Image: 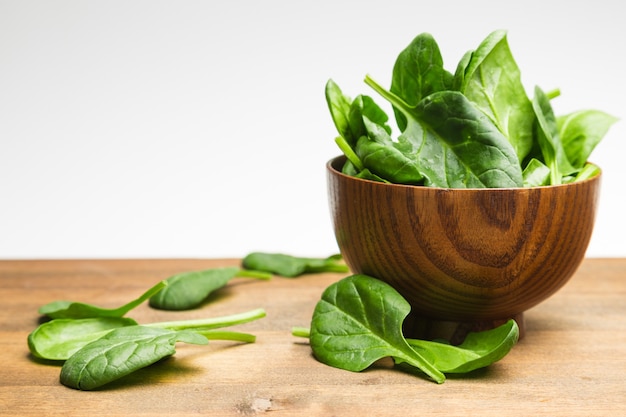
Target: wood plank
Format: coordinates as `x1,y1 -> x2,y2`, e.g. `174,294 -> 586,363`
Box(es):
1,258 -> 625,416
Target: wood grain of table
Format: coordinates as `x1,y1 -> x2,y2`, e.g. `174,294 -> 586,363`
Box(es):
1,258 -> 625,416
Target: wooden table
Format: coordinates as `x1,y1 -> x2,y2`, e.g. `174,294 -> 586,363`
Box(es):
1,258 -> 625,416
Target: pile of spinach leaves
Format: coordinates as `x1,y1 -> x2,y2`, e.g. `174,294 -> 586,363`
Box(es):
326,30 -> 617,187
29,279 -> 266,390
28,254 -> 347,390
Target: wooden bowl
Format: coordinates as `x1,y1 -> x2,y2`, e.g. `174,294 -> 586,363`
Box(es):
327,156 -> 601,341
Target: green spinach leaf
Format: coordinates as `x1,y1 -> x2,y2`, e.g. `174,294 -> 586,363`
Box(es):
325,79 -> 355,146
557,109 -> 618,169
309,274 -> 445,383
149,267 -> 270,311
522,158 -> 551,187
355,117 -> 424,184
405,319 -> 519,373
531,86 -> 576,184
390,32 -> 453,131
241,252 -> 349,278
28,317 -> 138,361
455,30 -> 535,162
39,280 -> 167,319
365,76 -> 524,188
60,326 -> 209,390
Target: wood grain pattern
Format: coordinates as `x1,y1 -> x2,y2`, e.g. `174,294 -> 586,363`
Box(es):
327,156 -> 601,331
0,258 -> 625,416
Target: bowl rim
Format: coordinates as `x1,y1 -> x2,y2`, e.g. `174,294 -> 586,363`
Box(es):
327,155 -> 602,191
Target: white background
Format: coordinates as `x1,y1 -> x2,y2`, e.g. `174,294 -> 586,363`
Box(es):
1,0 -> 624,259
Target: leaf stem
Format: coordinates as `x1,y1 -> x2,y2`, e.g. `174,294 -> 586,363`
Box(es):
198,330 -> 257,343
236,269 -> 273,280
110,280 -> 169,316
545,88 -> 561,100
334,136 -> 364,171
291,327 -> 311,338
145,308 -> 266,331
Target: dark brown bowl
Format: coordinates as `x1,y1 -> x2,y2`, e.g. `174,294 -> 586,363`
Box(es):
327,156 -> 601,341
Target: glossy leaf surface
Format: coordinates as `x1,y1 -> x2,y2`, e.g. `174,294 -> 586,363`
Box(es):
406,319 -> 519,373
309,274 -> 445,383
28,317 -> 138,361
60,326 -> 208,390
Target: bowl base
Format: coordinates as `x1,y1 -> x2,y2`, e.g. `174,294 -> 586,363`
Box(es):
403,312 -> 525,345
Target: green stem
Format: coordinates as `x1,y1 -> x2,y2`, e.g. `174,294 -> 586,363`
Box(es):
335,136 -> 364,171
364,74 -> 412,114
291,327 -> 311,338
198,330 -> 257,343
110,280 -> 168,316
146,308 -> 266,331
549,159 -> 561,185
236,269 -> 273,280
545,88 -> 561,100
307,264 -> 350,274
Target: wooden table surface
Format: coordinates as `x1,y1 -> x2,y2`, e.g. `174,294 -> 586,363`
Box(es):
1,258 -> 625,416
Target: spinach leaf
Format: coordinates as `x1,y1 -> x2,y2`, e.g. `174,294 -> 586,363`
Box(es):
355,117 -> 424,184
148,267 -> 270,311
325,79 -> 354,145
241,252 -> 349,277
522,158 -> 551,187
455,30 -> 535,162
326,79 -> 392,173
405,319 -> 519,373
28,317 -> 138,361
309,274 -> 445,384
572,163 -> 601,182
390,32 -> 453,131
557,109 -> 618,169
39,280 -> 167,319
531,86 -> 576,184
60,326 -> 209,390
349,94 -> 393,138
365,76 -> 523,188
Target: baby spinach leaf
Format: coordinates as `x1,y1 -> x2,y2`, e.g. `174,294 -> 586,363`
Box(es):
309,274 -> 445,384
405,319 -> 519,373
148,267 -> 270,311
522,158 -> 551,187
572,163 -> 601,182
28,317 -> 138,361
390,32 -> 453,131
557,109 -> 618,170
365,75 -> 523,188
355,117 -> 424,184
349,94 -> 393,138
325,79 -> 354,146
241,252 -> 349,278
60,326 -> 208,390
531,86 -> 576,184
455,30 -> 535,162
39,280 -> 167,319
